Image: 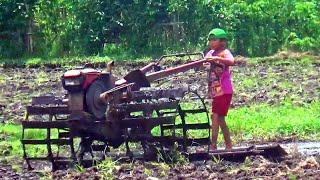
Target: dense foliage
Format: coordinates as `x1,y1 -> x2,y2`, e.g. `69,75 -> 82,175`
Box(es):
0,0 -> 319,59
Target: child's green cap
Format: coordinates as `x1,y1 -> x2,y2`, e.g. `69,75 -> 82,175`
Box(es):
208,28 -> 227,40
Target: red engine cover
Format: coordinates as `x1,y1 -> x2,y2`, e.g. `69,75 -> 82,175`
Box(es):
63,68 -> 101,90
82,69 -> 101,89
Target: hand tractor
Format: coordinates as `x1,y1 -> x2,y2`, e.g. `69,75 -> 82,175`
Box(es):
21,53 -> 286,170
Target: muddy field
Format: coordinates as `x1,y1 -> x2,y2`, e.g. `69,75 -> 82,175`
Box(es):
1,148 -> 320,179
0,53 -> 320,179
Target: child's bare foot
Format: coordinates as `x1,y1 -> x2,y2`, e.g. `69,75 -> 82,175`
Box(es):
225,144 -> 232,150
210,144 -> 217,151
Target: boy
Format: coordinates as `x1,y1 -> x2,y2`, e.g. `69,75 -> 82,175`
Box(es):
203,28 -> 235,150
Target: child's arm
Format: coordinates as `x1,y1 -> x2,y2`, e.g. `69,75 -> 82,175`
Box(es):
206,49 -> 235,66
206,56 -> 235,66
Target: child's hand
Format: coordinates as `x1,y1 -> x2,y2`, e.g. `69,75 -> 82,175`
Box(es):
203,62 -> 211,70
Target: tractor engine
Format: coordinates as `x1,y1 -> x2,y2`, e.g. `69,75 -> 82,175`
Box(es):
61,68 -> 114,119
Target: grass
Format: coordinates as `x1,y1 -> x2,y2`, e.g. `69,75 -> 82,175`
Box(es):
228,100 -> 320,143
0,124 -> 22,157
35,71 -> 50,84
158,100 -> 320,146
1,50 -> 319,68
248,51 -> 319,65
0,123 -> 59,160
96,157 -> 118,179
0,54 -> 152,68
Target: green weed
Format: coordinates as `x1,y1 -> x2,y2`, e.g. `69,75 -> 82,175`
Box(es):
144,167 -> 153,176
96,157 -> 118,180
148,162 -> 170,177
26,58 -> 42,67
75,164 -> 86,173
212,155 -> 224,164
35,71 -> 49,84
288,173 -> 297,180
0,74 -> 7,84
241,78 -> 256,89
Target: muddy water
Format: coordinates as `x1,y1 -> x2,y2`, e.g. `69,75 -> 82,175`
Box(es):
282,141 -> 320,155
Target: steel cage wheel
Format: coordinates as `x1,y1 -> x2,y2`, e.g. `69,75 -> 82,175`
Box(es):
176,90 -> 211,153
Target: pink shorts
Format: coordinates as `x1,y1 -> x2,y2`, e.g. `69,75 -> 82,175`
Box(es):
212,94 -> 232,116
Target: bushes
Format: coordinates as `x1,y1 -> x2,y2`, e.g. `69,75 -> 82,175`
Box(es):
0,0 -> 319,59
286,36 -> 319,53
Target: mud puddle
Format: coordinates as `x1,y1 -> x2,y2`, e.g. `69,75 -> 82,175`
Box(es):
282,141 -> 320,156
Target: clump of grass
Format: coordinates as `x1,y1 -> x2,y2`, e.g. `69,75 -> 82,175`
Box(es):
35,71 -> 49,84
0,123 -> 59,159
0,74 -> 7,84
147,162 -> 170,177
26,58 -> 42,67
96,157 -> 118,179
0,123 -> 23,156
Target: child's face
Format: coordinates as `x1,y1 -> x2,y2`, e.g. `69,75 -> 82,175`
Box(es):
208,39 -> 225,50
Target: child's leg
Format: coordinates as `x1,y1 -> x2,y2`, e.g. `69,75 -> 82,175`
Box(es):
211,113 -> 219,150
218,115 -> 232,149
